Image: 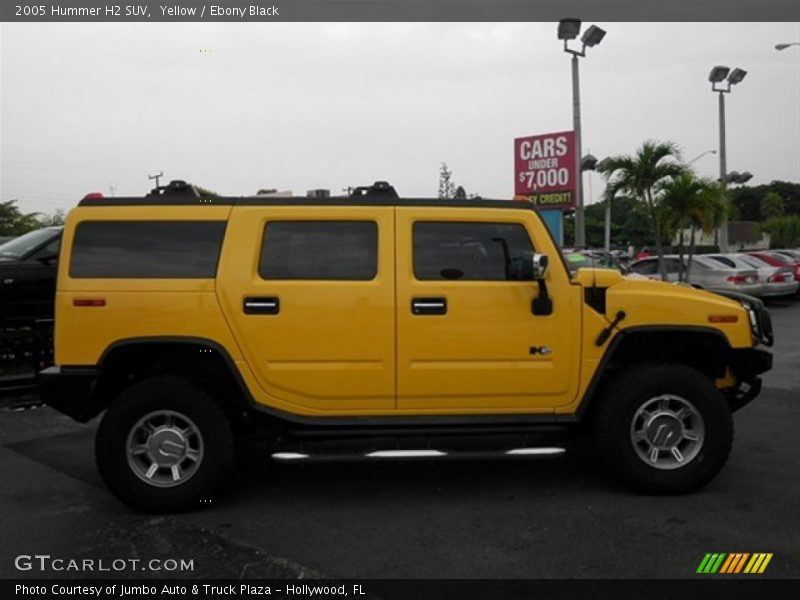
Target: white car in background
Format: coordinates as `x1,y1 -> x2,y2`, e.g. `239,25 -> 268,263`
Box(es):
706,253 -> 799,299
629,254 -> 763,297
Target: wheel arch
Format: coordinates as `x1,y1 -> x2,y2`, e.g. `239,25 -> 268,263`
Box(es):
576,326 -> 734,424
87,337 -> 254,423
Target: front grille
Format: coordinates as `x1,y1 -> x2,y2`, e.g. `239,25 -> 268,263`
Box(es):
753,301 -> 774,347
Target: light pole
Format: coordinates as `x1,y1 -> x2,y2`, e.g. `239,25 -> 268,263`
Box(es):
686,149 -> 717,166
558,18 -> 606,249
708,65 -> 747,253
775,43 -> 800,50
592,157 -> 614,252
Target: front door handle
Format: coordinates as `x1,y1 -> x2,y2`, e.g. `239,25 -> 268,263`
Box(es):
412,297 -> 447,315
244,297 -> 280,315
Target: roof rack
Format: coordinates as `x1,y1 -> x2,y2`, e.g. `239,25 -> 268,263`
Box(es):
147,180 -> 204,198
349,181 -> 399,200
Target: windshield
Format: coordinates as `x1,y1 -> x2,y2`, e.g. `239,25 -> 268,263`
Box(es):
0,228 -> 59,259
564,252 -> 627,273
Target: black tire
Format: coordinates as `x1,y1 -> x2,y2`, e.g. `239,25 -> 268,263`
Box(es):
96,376 -> 235,513
593,363 -> 733,494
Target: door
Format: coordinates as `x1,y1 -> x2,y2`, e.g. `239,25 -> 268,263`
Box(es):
5,236 -> 61,321
396,208 -> 581,412
217,206 -> 395,413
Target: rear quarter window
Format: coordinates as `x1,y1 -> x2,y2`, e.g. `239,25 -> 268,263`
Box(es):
69,221 -> 227,278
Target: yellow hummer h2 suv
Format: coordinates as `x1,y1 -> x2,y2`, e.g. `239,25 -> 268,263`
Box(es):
40,183 -> 773,512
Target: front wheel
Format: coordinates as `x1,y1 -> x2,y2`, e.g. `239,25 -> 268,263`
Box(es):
593,363 -> 733,494
96,376 -> 235,512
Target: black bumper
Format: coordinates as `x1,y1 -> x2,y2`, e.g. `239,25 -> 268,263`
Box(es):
731,348 -> 773,380
38,366 -> 100,422
727,348 -> 773,412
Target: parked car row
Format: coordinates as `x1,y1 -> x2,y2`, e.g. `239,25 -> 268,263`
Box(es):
628,250 -> 800,299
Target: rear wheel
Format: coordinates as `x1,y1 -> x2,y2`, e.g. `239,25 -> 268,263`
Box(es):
96,376 -> 235,512
593,363 -> 733,494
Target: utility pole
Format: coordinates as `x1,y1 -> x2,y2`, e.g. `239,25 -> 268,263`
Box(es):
109,184 -> 116,197
148,171 -> 164,189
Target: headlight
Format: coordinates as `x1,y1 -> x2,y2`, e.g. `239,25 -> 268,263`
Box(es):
706,290 -> 774,347
740,299 -> 774,347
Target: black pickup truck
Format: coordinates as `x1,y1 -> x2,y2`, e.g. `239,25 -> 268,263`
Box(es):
0,227 -> 62,325
0,227 -> 62,379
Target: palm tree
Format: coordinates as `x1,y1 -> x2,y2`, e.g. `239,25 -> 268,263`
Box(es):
659,172 -> 718,282
598,141 -> 685,280
684,185 -> 726,281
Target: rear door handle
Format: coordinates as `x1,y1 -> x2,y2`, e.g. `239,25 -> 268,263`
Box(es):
411,297 -> 447,315
244,297 -> 280,315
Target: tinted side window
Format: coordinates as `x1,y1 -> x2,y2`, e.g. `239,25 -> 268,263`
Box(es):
260,221 -> 377,280
413,222 -> 534,281
70,221 -> 226,278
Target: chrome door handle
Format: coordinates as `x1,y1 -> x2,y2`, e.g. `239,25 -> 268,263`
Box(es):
243,297 -> 280,315
411,298 -> 447,315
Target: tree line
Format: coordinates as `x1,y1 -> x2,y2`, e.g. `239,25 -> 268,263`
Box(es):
0,201 -> 65,236
557,140 -> 799,280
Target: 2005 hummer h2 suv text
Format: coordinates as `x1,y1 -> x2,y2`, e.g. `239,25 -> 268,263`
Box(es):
40,186 -> 773,511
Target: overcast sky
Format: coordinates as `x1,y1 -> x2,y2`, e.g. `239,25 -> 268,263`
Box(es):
1,22 -> 799,215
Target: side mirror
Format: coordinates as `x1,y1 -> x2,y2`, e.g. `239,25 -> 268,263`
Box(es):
531,253 -> 549,280
35,253 -> 59,265
531,254 -> 553,316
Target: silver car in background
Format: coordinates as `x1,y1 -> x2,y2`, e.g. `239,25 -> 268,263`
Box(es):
716,253 -> 799,298
629,254 -> 763,296
772,249 -> 800,262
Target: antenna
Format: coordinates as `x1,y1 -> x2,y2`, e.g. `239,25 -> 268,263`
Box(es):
148,171 -> 164,188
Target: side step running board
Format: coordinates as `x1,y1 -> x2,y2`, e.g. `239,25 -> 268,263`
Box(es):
271,447 -> 567,462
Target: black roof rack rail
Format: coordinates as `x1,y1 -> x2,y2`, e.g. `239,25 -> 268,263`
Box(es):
350,181 -> 399,200
147,180 -> 203,198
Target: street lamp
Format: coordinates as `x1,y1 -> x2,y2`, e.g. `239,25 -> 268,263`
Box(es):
686,149 -> 717,166
722,171 -> 753,184
580,153 -> 598,171
558,18 -> 606,249
775,42 -> 800,50
709,64 -> 747,253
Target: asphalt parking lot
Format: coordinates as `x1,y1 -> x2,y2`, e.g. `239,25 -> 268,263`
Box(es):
1,300 -> 798,582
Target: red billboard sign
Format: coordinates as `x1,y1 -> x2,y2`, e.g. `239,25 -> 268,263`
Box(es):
514,130 -> 576,210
